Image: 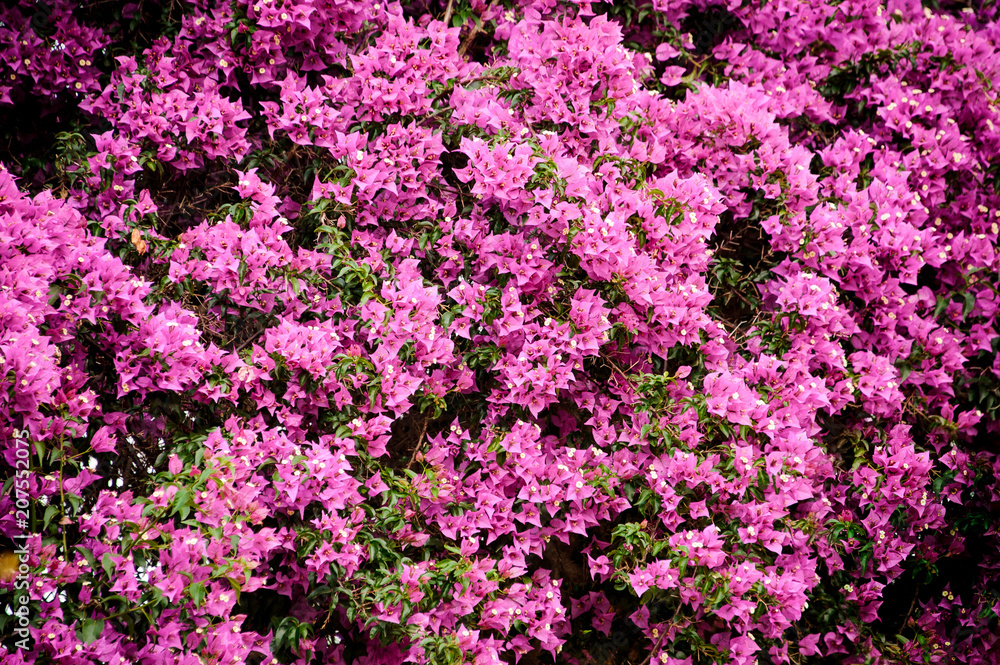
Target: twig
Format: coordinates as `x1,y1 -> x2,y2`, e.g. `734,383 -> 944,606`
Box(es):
458,25 -> 482,58
637,630 -> 667,665
443,0 -> 455,26
458,5 -> 492,59
900,585 -> 920,630
405,416 -> 431,470
234,329 -> 264,354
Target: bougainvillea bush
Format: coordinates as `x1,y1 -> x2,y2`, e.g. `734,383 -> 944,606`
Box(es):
2,0 -> 1000,663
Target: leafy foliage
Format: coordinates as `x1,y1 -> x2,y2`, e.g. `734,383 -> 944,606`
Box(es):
1,1 -> 1000,665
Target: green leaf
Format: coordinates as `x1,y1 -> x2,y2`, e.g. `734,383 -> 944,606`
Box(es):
273,622 -> 290,650
933,295 -> 948,320
43,504 -> 60,530
80,618 -> 105,643
77,546 -> 97,572
188,581 -> 207,607
963,291 -> 976,320
227,576 -> 242,604
101,552 -> 115,578
173,488 -> 192,520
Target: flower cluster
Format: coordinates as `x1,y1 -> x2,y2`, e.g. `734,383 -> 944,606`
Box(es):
1,0 -> 999,664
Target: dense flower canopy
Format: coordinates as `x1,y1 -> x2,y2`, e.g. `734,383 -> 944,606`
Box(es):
1,0 -> 999,664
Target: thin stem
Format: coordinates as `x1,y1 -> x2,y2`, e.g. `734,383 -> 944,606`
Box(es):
405,417 -> 431,471
458,23 -> 483,58
637,630 -> 667,665
457,3 -> 493,58
58,435 -> 69,557
99,596 -> 160,624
